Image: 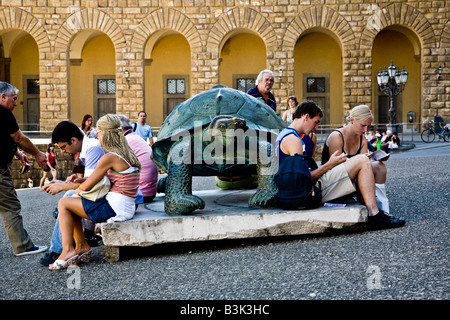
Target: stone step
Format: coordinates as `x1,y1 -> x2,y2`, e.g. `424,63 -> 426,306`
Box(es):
101,189 -> 367,262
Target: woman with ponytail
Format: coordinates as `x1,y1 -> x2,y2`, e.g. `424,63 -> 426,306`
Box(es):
49,114 -> 141,270
321,105 -> 390,214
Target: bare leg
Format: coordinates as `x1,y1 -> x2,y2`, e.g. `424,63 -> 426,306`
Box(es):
39,171 -> 48,190
345,155 -> 379,216
371,161 -> 387,184
57,197 -> 91,261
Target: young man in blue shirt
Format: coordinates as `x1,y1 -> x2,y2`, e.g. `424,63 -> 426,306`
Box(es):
133,111 -> 154,146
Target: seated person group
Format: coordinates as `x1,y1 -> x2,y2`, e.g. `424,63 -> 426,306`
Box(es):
42,102 -> 405,270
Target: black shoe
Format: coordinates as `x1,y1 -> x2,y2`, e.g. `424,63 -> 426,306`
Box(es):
85,235 -> 102,247
367,210 -> 406,231
39,251 -> 59,266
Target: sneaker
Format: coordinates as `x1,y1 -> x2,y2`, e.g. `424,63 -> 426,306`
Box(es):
367,210 -> 406,231
15,245 -> 48,257
39,251 -> 60,266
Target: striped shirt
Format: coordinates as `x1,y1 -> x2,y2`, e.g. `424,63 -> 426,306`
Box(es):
108,168 -> 140,198
105,152 -> 140,223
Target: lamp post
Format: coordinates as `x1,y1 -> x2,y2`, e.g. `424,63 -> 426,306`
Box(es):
376,61 -> 408,132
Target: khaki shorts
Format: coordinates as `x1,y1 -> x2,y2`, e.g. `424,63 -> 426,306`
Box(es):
317,163 -> 356,203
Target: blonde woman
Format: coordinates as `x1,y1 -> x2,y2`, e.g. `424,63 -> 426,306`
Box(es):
321,105 -> 390,213
49,114 -> 141,270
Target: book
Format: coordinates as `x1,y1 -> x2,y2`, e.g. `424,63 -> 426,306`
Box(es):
371,150 -> 390,161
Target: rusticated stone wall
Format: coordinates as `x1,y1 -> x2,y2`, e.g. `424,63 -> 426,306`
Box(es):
0,0 -> 448,130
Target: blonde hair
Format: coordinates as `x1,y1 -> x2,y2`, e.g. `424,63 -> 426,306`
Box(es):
96,114 -> 141,170
347,105 -> 373,123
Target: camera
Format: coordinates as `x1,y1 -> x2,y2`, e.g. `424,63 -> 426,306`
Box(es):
19,162 -> 31,174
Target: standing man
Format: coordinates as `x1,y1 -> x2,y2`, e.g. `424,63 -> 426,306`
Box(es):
0,81 -> 48,256
246,69 -> 277,112
133,111 -> 154,146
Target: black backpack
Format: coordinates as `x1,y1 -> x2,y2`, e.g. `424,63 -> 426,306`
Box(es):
275,154 -> 322,210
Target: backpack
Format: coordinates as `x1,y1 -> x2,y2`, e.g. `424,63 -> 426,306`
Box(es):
275,153 -> 322,210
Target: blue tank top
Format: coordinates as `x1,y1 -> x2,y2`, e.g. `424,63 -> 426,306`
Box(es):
276,128 -> 306,163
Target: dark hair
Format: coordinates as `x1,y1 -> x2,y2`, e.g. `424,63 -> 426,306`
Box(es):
52,121 -> 84,144
292,100 -> 323,120
138,110 -> 146,116
286,96 -> 298,106
81,114 -> 93,130
47,143 -> 54,153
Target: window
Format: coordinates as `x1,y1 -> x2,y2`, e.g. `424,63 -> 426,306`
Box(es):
97,79 -> 115,94
167,79 -> 185,94
236,78 -> 255,92
306,77 -> 326,93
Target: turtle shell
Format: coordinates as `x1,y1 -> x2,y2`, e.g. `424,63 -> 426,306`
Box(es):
152,85 -> 286,171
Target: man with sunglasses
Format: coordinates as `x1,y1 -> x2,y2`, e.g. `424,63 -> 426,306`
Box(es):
0,82 -> 48,256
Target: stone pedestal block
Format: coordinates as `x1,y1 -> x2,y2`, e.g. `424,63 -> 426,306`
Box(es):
101,190 -> 367,262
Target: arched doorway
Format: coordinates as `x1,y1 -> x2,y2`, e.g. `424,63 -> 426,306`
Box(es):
218,31 -> 266,93
294,29 -> 343,125
69,31 -> 115,126
1,31 -> 39,131
144,32 -> 191,129
372,27 -> 421,131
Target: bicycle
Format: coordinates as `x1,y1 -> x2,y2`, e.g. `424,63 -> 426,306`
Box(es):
420,120 -> 450,143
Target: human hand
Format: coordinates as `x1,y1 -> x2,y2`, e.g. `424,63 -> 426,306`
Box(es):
34,151 -> 47,169
43,182 -> 65,195
65,174 -> 85,184
329,150 -> 347,167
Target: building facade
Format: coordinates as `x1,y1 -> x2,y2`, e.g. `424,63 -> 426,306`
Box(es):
0,0 -> 448,132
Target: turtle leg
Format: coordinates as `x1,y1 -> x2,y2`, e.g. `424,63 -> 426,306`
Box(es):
249,141 -> 278,208
164,140 -> 205,216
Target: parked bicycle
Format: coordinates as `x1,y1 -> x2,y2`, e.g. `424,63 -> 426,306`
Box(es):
421,120 -> 450,142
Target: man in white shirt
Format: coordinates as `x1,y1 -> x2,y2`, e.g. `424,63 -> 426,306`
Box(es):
133,111 -> 154,146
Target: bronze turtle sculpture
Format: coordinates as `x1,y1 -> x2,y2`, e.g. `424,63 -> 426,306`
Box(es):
152,85 -> 286,216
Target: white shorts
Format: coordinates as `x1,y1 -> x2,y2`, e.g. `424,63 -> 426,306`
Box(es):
317,163 -> 356,203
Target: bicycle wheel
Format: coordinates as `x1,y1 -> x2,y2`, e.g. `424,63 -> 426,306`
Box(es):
443,130 -> 450,142
421,129 -> 435,143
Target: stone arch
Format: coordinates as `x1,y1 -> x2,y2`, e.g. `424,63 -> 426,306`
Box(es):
130,7 -> 202,54
360,3 -> 436,50
55,7 -> 126,52
440,20 -> 450,48
207,7 -> 278,55
282,6 -> 356,53
0,7 -> 51,53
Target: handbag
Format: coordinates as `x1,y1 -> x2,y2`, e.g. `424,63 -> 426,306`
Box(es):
78,175 -> 111,202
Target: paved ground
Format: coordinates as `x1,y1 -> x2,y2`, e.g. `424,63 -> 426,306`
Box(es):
0,140 -> 448,312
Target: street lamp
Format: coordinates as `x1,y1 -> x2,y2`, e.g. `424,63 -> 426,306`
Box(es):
376,61 -> 408,131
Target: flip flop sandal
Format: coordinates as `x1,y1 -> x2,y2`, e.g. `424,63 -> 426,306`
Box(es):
77,250 -> 92,263
48,255 -> 79,270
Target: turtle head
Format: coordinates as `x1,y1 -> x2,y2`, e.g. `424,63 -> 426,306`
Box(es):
209,115 -> 247,131
203,115 -> 247,142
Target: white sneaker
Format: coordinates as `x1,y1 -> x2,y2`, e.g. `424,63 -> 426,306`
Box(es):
15,245 -> 48,257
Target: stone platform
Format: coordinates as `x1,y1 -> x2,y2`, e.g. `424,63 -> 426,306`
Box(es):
101,189 -> 368,262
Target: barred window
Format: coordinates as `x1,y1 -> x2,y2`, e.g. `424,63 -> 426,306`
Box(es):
306,77 -> 326,93
98,79 -> 115,94
167,79 -> 185,94
236,78 -> 255,92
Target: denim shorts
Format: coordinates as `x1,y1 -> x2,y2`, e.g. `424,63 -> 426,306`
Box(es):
81,197 -> 116,223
